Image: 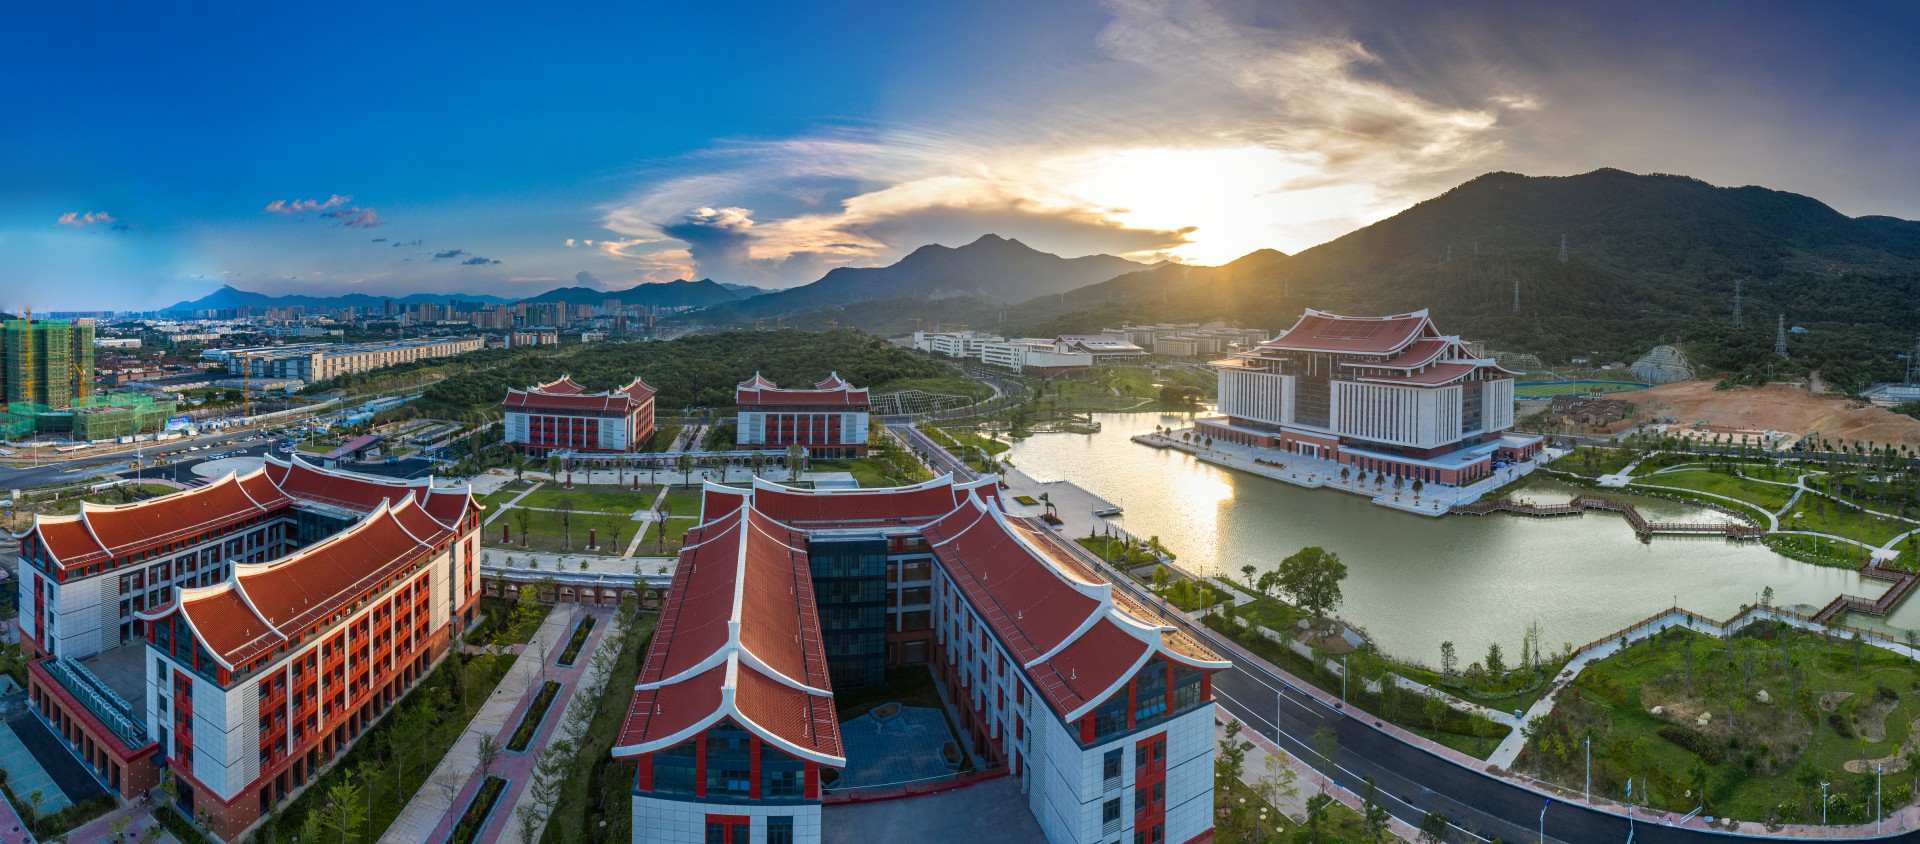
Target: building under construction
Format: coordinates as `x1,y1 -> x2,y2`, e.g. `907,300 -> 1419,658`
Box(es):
0,394 -> 177,441
2,316 -> 96,410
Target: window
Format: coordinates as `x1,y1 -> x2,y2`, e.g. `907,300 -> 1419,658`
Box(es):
767,817 -> 794,844
1103,749 -> 1123,781
1135,745 -> 1148,768
1102,798 -> 1122,833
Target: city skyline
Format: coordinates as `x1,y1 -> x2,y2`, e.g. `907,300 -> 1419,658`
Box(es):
6,0 -> 1920,310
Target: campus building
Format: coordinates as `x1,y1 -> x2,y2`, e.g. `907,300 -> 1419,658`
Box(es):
1201,309 -> 1542,485
980,339 -> 1096,377
13,456 -> 481,839
614,475 -> 1229,844
230,336 -> 484,384
734,373 -> 870,459
503,374 -> 658,456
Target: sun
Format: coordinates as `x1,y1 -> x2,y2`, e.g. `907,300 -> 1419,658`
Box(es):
1041,145 -> 1386,264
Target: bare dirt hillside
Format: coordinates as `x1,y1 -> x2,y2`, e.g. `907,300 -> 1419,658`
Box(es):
1628,380 -> 1920,446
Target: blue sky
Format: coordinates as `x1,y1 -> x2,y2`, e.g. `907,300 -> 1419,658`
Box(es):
5,0 -> 1918,310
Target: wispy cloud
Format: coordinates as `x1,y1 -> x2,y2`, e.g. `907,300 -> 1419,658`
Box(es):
433,249 -> 466,260
594,0 -> 1530,284
461,256 -> 501,265
264,194 -> 352,214
55,211 -> 118,228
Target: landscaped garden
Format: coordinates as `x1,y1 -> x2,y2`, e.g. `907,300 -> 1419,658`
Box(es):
1519,620 -> 1920,826
557,616 -> 596,666
449,776 -> 509,844
540,611 -> 658,844
509,680 -> 563,751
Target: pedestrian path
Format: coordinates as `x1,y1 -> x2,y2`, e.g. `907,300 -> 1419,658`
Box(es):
379,605 -> 576,843
481,481 -> 544,527
495,608 -> 624,844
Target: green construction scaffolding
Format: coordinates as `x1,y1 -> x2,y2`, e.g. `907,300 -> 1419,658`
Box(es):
1,394 -> 176,441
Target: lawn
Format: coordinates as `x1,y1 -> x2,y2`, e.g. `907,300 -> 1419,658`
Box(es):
1553,446 -> 1639,477
1077,535 -> 1174,567
540,615 -> 657,844
1778,498 -> 1919,547
469,596 -> 552,647
1520,622 -> 1920,826
1636,469 -> 1795,513
1214,771 -> 1378,844
514,485 -> 660,515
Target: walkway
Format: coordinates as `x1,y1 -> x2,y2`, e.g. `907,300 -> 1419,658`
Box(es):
494,607 -> 622,844
481,481 -> 544,527
379,605 -> 578,843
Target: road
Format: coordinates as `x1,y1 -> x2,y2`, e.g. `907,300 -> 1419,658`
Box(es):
905,411 -> 1914,842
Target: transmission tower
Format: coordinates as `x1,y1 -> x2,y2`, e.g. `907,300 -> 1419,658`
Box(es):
1512,279 -> 1520,313
1732,278 -> 1743,328
1775,314 -> 1788,358
1558,234 -> 1568,263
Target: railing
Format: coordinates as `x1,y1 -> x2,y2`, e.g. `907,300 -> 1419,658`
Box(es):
1454,495 -> 1763,538
821,764 -> 1008,804
41,656 -> 152,748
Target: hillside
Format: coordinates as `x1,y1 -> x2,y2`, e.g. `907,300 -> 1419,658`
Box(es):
515,279 -> 739,309
689,234 -> 1143,322
1021,169 -> 1920,390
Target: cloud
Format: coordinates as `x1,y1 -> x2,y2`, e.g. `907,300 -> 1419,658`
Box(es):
55,211 -> 118,228
370,237 -> 388,243
461,256 -> 501,265
576,271 -> 600,287
592,0 -> 1530,283
392,239 -> 422,248
565,238 -> 577,247
433,249 -> 467,260
265,195 -> 351,214
323,206 -> 382,228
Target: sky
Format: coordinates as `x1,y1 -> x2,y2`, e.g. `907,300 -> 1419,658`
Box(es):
4,0 -> 1918,311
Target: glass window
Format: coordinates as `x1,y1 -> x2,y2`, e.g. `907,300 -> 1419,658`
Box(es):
767,817 -> 794,844
1093,695 -> 1128,741
1133,663 -> 1168,723
1103,798 -> 1121,823
1103,748 -> 1122,780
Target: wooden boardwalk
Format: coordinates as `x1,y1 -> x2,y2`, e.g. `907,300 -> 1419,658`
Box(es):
1452,495 -> 1764,539
1812,561 -> 1918,624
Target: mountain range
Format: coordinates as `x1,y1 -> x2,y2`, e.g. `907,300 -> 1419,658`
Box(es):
165,278 -> 743,313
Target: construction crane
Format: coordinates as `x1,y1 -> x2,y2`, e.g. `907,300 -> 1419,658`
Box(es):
908,317 -> 925,332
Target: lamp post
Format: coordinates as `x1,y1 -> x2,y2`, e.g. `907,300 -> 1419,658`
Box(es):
1341,655 -> 1348,705
1538,798 -> 1550,843
1821,781 -> 1830,825
1878,765 -> 1884,833
1584,738 -> 1591,804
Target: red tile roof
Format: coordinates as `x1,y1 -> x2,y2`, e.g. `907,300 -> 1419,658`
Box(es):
30,455 -> 472,578
734,373 -> 870,408
154,494 -> 460,668
503,374 -> 656,414
612,504 -> 842,765
1351,362 -> 1480,386
1256,309 -> 1435,355
696,475 -> 1000,528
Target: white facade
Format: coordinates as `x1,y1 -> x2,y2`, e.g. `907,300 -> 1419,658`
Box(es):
632,795 -> 821,844
981,340 -> 1093,374
915,330 -> 1003,359
1215,368 -> 1292,428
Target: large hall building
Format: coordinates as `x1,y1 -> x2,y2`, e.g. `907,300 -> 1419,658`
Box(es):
614,475 -> 1228,844
1202,309 -> 1541,486
504,374 -> 658,456
14,456 -> 482,839
733,373 -> 870,458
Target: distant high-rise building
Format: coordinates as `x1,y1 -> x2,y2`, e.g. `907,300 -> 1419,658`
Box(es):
2,316 -> 95,409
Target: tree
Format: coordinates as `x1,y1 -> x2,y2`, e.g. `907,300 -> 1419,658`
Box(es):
1485,642 -> 1506,676
1362,776 -> 1392,842
1303,793 -> 1335,842
1216,719 -> 1251,783
1241,564 -> 1258,591
556,498 -> 575,550
322,779 -> 367,844
1254,751 -> 1299,815
1256,569 -> 1281,608
1311,725 -> 1340,775
477,733 -> 502,782
1419,810 -> 1452,843
1276,546 -> 1348,631
1425,693 -> 1450,739
603,514 -> 626,555
1439,641 -> 1458,685
513,507 -> 533,547
1151,566 -> 1170,592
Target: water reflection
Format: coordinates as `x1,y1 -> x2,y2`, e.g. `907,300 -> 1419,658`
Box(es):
1006,412 -> 1892,665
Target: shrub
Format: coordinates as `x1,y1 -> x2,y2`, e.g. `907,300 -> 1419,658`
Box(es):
1829,711 -> 1854,739
1877,685 -> 1899,703
1657,725 -> 1724,765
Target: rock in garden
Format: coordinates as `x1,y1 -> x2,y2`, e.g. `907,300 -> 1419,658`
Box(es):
1756,689 -> 1771,704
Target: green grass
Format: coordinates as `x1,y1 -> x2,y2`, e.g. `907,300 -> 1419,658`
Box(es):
469,596 -> 552,646
1514,380 -> 1647,398
1553,446 -> 1640,477
1522,622 -> 1920,825
540,616 -> 657,844
508,680 -> 562,751
449,776 -> 508,844
1779,499 -> 1918,547
514,485 -> 660,514
1214,773 -> 1376,844
637,517 -> 697,554
1637,469 -> 1795,513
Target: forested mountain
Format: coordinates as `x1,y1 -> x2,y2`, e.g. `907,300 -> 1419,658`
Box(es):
687,234 -> 1143,323
410,330 -> 961,417
1016,169 -> 1920,390
164,285 -> 514,312
515,279 -> 739,309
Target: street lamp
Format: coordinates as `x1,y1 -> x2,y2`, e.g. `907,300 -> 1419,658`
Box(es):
1341,655 -> 1348,705
1821,781 -> 1830,825
1878,765 -> 1884,833
1538,798 -> 1550,843
1584,738 -> 1591,804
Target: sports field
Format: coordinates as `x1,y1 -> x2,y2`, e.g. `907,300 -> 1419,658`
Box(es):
1513,379 -> 1649,398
